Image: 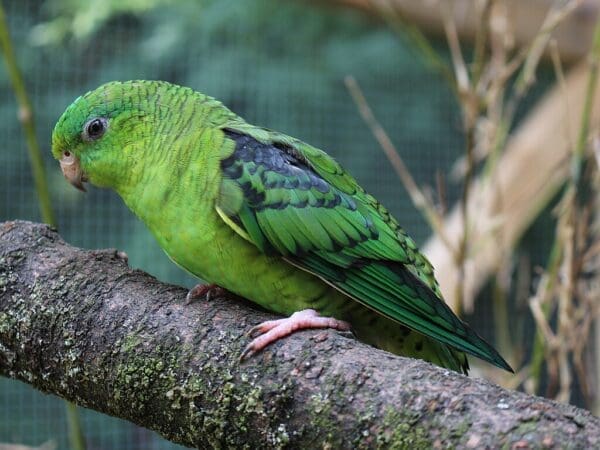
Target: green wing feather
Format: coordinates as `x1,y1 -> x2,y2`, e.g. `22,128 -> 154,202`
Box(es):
217,124 -> 512,372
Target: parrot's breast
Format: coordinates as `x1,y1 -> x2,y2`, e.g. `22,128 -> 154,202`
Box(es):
157,201 -> 336,316
119,151 -> 333,316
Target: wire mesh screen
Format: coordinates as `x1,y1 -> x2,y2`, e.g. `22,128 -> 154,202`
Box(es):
0,0 -> 564,448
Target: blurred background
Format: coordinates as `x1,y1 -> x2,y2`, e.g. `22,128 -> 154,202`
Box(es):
1,0 -> 598,448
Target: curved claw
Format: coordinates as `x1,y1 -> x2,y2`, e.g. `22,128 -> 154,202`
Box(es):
240,345 -> 257,361
246,317 -> 289,339
240,309 -> 351,361
185,283 -> 226,304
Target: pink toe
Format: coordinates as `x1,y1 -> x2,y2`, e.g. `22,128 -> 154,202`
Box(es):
242,309 -> 351,358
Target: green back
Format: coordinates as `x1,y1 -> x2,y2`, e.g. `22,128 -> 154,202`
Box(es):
216,121 -> 512,372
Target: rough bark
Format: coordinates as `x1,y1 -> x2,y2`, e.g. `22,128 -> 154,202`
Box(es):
0,221 -> 598,449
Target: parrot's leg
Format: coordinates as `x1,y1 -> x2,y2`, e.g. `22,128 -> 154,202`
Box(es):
185,283 -> 227,304
241,309 -> 351,359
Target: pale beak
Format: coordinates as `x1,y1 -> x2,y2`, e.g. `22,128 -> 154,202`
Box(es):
59,152 -> 87,192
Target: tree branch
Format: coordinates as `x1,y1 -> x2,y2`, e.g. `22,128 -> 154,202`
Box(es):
0,220 -> 598,449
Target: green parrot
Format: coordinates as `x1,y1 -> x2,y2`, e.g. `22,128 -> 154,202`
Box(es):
52,80 -> 513,375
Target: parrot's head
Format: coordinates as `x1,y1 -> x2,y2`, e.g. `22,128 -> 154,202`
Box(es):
51,80 -> 179,192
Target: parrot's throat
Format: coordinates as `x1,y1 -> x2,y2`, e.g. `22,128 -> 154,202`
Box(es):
83,146 -> 140,194
116,136 -> 201,228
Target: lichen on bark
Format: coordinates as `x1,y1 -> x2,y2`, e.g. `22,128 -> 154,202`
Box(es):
0,220 -> 598,449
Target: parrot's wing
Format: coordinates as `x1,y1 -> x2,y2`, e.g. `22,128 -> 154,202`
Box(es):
216,126 -> 512,372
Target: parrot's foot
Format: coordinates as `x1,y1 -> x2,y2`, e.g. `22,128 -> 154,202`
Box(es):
185,283 -> 227,304
241,309 -> 351,360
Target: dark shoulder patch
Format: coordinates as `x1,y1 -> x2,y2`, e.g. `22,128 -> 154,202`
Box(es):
221,129 -> 331,195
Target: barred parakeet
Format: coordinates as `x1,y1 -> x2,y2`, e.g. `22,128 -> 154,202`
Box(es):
52,80 -> 513,374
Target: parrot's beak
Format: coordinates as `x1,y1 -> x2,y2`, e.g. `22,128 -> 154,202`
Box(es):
59,152 -> 87,192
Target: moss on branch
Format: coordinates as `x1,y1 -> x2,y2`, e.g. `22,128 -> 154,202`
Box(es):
0,221 -> 598,449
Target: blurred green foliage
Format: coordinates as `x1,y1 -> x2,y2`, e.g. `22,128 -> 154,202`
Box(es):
0,0 -> 560,448
30,0 -> 176,44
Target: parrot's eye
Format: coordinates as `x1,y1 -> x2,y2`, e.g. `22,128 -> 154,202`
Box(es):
82,118 -> 107,141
